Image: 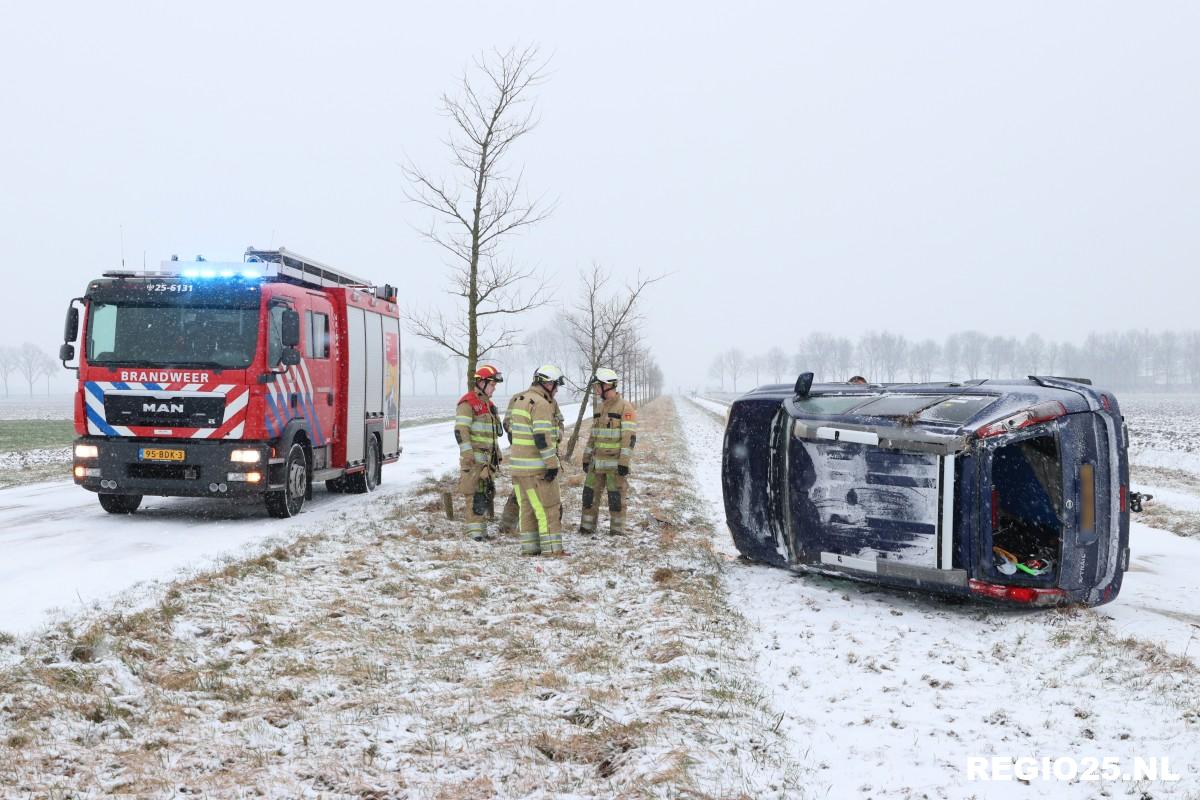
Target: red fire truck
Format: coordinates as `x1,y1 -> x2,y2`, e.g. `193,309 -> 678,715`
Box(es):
59,248 -> 402,517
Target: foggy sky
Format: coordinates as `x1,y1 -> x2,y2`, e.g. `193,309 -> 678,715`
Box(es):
2,1 -> 1197,392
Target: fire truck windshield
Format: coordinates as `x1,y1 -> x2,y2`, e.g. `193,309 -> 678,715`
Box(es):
86,303 -> 260,370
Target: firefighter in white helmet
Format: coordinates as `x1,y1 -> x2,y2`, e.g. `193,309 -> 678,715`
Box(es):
506,365 -> 567,555
579,367 -> 637,536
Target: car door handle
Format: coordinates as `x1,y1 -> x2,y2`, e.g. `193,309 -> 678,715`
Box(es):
327,392 -> 334,406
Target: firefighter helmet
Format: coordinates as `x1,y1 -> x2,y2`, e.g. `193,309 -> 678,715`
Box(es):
474,364 -> 503,383
593,367 -> 619,387
533,364 -> 566,386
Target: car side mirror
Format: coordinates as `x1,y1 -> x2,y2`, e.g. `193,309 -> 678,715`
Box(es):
793,371 -> 814,399
281,309 -> 301,348
281,348 -> 302,367
63,306 -> 79,343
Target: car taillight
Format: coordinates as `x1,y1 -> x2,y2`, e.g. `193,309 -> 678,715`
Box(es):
975,401 -> 1067,439
1100,394 -> 1112,411
968,580 -> 1066,605
1120,484 -> 1127,513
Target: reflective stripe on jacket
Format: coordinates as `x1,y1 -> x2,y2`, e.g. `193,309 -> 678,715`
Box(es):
507,384 -> 562,475
585,393 -> 637,472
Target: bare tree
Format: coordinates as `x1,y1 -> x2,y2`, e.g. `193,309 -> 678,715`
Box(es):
1022,332 -> 1045,376
0,346 -> 17,398
708,353 -> 727,391
748,354 -> 766,388
404,45 -> 553,388
403,346 -> 419,395
909,339 -> 940,383
16,343 -> 53,397
766,346 -> 788,384
419,350 -> 448,395
726,348 -> 747,392
561,265 -> 664,458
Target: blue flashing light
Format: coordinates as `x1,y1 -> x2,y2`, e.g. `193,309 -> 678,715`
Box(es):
241,270 -> 262,279
199,270 -> 216,279
181,269 -> 200,278
219,270 -> 235,278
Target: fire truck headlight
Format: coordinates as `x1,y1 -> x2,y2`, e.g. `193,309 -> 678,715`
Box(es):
230,449 -> 261,463
74,444 -> 99,459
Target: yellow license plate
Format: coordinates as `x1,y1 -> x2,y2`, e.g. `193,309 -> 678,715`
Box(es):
139,448 -> 185,462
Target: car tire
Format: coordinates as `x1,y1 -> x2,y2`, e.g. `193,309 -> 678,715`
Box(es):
266,444 -> 307,518
98,493 -> 142,514
347,435 -> 381,494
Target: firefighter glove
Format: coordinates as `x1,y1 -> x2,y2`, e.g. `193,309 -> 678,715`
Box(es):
618,464 -> 629,477
582,460 -> 591,473
543,467 -> 559,483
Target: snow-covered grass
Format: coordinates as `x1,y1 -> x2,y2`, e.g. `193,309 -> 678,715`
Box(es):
678,396 -> 1200,798
0,398 -> 803,798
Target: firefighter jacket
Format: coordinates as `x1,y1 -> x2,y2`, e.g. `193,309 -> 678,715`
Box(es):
455,389 -> 501,476
585,393 -> 637,472
507,384 -> 562,476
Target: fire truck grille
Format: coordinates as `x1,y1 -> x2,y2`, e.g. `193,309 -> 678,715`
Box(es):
104,395 -> 228,428
127,463 -> 201,481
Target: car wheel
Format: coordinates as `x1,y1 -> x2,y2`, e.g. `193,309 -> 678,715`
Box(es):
348,436 -> 381,494
266,444 -> 307,518
98,493 -> 142,514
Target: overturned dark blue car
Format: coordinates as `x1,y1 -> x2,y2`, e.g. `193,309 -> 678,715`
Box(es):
722,375 -> 1141,607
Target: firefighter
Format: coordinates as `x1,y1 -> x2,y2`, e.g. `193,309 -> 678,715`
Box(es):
499,392 -> 564,534
455,364 -> 504,541
507,365 -> 566,555
579,368 -> 637,536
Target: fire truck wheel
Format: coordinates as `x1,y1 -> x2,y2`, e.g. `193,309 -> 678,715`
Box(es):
348,436 -> 381,494
266,444 -> 308,518
98,493 -> 142,514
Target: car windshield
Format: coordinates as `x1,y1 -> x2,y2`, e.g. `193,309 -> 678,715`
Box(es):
86,303 -> 260,369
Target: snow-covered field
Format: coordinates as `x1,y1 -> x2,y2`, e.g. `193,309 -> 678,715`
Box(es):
679,396 -> 1200,798
0,394 -> 74,421
0,395 -> 1197,797
0,405 -> 577,639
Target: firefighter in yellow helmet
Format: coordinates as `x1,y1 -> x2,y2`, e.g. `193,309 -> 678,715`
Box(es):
579,367 -> 637,536
507,365 -> 566,555
454,364 -> 504,541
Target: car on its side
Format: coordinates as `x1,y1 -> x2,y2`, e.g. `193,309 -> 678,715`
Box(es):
722,375 -> 1141,607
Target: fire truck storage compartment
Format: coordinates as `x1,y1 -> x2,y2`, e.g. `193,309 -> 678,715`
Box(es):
344,305 -> 401,464
988,433 -> 1063,582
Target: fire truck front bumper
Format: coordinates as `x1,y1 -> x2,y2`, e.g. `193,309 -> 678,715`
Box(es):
71,437 -> 279,498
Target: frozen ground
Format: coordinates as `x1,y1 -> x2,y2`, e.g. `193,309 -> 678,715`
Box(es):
0,399 -> 800,798
0,394 -> 74,421
679,396 -> 1200,798
0,405 -> 577,639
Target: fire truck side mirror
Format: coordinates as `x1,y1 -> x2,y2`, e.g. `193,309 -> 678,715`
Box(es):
63,306 -> 79,343
281,310 -> 301,348
59,343 -> 76,362
281,348 -> 302,367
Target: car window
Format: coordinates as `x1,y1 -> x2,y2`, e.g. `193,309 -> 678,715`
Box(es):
850,394 -> 951,417
919,396 -> 999,424
792,395 -> 874,414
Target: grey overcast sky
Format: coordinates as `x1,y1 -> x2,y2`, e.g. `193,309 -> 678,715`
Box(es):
2,1 -> 1197,390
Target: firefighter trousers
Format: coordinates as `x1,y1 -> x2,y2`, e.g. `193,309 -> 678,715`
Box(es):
579,470 -> 627,535
513,474 -> 563,555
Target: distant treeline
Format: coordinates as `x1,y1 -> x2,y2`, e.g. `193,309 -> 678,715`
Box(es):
709,330 -> 1200,392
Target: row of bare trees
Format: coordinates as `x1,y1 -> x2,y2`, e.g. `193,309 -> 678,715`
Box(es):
709,330 -> 1200,392
0,343 -> 57,397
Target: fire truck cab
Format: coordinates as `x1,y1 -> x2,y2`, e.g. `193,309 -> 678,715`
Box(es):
60,248 -> 402,518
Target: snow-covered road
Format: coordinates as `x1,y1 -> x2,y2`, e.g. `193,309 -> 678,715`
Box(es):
677,396 -> 1199,799
0,405 -> 578,638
